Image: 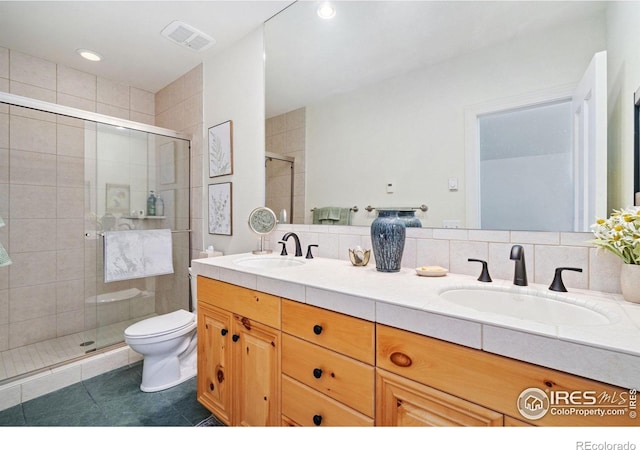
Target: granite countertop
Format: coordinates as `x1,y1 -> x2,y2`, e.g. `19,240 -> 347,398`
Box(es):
191,253 -> 640,389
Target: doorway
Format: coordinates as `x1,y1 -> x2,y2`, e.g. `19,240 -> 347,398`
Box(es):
465,51 -> 607,231
478,100 -> 573,231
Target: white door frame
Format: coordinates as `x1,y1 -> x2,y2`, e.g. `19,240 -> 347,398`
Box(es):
572,51 -> 608,230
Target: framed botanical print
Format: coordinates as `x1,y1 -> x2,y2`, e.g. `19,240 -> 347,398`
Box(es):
208,182 -> 232,235
208,120 -> 233,177
105,183 -> 130,214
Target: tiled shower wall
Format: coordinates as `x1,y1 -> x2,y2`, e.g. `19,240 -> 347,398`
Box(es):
266,107 -> 306,224
0,46 -> 187,353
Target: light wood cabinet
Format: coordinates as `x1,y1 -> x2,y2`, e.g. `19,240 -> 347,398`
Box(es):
197,303 -> 232,424
197,277 -> 281,426
195,275 -> 634,428
376,368 -> 503,426
281,299 -> 375,426
376,324 -> 636,427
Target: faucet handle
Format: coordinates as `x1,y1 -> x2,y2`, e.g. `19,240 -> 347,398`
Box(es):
549,267 -> 583,292
306,244 -> 318,259
468,258 -> 492,282
278,241 -> 288,256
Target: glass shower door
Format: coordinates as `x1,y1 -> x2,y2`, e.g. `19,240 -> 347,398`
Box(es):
87,123 -> 192,352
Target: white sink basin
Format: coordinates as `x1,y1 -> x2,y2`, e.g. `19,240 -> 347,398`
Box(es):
438,288 -> 611,326
233,256 -> 306,269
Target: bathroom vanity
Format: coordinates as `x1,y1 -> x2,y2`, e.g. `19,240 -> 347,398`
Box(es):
192,254 -> 640,427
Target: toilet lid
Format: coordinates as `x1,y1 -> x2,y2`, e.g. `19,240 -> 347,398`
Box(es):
124,310 -> 195,338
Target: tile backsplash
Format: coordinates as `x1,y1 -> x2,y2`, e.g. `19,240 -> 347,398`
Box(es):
272,224 -> 623,295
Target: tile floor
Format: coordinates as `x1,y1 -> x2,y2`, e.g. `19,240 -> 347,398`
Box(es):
0,362 -> 222,426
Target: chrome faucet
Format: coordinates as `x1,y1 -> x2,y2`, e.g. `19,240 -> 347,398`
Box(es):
509,245 -> 528,286
281,232 -> 303,257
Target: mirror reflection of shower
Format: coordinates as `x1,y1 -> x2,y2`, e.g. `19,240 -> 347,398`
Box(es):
265,152 -> 294,224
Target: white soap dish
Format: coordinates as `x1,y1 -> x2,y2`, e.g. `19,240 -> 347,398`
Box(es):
416,266 -> 448,277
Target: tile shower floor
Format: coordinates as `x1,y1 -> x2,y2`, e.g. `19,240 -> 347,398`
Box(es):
0,318 -> 143,381
0,361 -> 218,426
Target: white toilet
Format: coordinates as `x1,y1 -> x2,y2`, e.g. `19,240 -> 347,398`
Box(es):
124,268 -> 198,392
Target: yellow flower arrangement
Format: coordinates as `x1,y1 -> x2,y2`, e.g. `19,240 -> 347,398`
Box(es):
591,207 -> 640,265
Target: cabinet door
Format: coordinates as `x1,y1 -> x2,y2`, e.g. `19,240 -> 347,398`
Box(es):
376,369 -> 503,427
233,315 -> 281,426
197,304 -> 232,425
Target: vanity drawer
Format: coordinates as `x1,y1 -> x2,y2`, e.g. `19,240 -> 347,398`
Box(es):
281,299 -> 374,364
282,333 -> 374,417
281,375 -> 374,427
197,277 -> 280,328
376,324 -> 636,426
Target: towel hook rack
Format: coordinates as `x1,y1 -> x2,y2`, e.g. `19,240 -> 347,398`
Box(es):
364,204 -> 428,213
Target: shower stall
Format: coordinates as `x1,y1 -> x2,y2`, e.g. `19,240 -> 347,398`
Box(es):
0,93 -> 191,384
265,151 -> 294,224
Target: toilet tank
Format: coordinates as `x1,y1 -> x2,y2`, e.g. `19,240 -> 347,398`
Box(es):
188,267 -> 197,312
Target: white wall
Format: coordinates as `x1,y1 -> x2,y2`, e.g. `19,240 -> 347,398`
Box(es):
202,28 -> 266,255
306,16 -> 606,228
607,2 -> 640,210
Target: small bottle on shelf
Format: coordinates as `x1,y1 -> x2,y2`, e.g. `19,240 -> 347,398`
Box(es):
156,194 -> 164,217
147,191 -> 156,216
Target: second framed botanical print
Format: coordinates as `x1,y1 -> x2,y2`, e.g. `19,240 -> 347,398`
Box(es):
208,120 -> 233,178
208,182 -> 232,235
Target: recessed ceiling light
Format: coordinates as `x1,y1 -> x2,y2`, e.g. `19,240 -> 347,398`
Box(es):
76,48 -> 102,62
317,3 -> 336,19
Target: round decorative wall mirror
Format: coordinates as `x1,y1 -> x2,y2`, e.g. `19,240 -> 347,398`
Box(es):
248,207 -> 277,254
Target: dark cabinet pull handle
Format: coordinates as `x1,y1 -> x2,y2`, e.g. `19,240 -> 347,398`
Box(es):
313,324 -> 323,335
221,329 -> 228,336
232,334 -> 240,342
313,414 -> 322,426
313,368 -> 323,379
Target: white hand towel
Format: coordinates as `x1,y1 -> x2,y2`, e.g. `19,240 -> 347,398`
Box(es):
104,229 -> 174,283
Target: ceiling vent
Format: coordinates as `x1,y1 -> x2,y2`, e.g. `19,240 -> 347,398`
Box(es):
161,21 -> 216,52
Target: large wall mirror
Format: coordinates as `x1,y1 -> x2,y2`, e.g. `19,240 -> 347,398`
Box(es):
265,1 -> 639,232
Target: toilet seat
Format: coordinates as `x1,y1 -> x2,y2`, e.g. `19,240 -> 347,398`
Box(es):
125,309 -> 195,339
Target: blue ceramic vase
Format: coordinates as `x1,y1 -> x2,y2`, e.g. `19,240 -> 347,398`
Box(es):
397,210 -> 422,228
371,210 -> 406,272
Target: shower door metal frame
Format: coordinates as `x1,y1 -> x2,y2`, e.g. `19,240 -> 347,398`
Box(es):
0,92 -> 190,140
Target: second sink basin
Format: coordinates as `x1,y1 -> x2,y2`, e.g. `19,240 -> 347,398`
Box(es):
233,255 -> 306,269
438,288 -> 612,326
